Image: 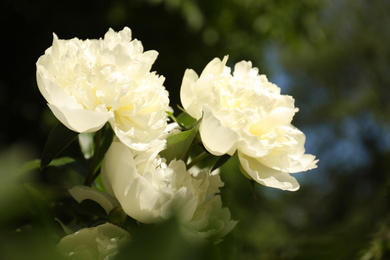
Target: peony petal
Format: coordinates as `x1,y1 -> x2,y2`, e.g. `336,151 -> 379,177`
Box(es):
200,105 -> 238,156
101,142 -> 163,223
48,104 -> 113,133
200,56 -> 228,77
180,69 -> 200,119
238,152 -> 300,191
68,185 -> 120,214
36,65 -> 78,107
237,129 -> 270,158
255,126 -> 318,173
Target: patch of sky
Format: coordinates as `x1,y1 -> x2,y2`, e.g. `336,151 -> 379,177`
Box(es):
297,111 -> 390,190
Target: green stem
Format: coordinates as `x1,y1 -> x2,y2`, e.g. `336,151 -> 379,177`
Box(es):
187,151 -> 209,170
84,130 -> 102,186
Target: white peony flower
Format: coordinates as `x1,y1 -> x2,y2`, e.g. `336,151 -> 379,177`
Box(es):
182,167 -> 238,243
36,27 -> 169,151
101,141 -> 199,224
180,56 -> 318,191
101,141 -> 237,241
57,223 -> 130,260
181,195 -> 238,244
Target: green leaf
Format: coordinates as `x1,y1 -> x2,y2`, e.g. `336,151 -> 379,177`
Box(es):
41,122 -> 79,169
18,159 -> 41,175
211,154 -> 232,172
166,110 -> 196,130
116,218 -> 216,260
159,118 -> 202,164
72,199 -> 107,218
20,157 -> 86,177
50,157 -> 87,177
175,110 -> 196,129
93,173 -> 107,193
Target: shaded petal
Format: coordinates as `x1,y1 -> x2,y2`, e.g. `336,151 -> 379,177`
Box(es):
258,151 -> 318,174
180,69 -> 200,119
237,129 -> 270,158
68,185 -> 120,214
49,104 -> 113,133
238,152 -> 299,191
200,105 -> 238,156
256,126 -> 318,173
36,65 -> 79,108
101,142 -> 163,223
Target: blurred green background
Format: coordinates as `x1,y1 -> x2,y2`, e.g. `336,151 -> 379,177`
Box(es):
1,0 -> 390,259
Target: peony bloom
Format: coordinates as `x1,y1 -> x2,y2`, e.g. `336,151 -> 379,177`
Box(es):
57,223 -> 130,260
181,195 -> 237,244
182,167 -> 237,243
36,27 -> 169,150
180,56 -> 318,191
101,142 -> 237,241
101,141 -> 199,224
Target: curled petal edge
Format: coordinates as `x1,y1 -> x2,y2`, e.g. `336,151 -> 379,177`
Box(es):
238,152 -> 300,191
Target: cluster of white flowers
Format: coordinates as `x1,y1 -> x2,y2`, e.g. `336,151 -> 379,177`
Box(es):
36,27 -> 317,257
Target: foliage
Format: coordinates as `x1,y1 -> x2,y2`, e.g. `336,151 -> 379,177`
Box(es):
1,0 -> 390,259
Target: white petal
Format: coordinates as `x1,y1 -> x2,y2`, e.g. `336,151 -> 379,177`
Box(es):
48,104 -> 113,133
36,65 -> 76,107
237,129 -> 270,158
180,69 -> 200,119
101,142 -> 163,223
256,126 -> 318,173
200,105 -> 238,156
200,56 -> 228,77
238,152 -> 300,191
68,185 -> 120,214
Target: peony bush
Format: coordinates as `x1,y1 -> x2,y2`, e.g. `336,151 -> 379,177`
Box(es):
32,27 -> 317,258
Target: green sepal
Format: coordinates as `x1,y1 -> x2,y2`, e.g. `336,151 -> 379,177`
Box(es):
108,207 -> 128,226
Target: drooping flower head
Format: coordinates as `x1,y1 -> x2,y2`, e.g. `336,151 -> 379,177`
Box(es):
181,167 -> 238,244
101,141 -> 199,224
101,141 -> 237,242
180,56 -> 318,191
36,27 -> 169,150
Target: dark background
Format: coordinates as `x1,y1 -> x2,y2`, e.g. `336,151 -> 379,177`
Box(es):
1,0 -> 390,259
